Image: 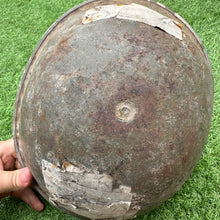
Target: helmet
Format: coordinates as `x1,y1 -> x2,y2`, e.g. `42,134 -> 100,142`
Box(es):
13,0 -> 214,219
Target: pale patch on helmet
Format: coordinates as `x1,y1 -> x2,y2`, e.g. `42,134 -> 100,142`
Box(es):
41,159 -> 140,219
82,3 -> 183,40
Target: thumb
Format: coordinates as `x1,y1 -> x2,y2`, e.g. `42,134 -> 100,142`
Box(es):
0,167 -> 33,193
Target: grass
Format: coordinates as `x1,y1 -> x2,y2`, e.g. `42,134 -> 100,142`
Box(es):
0,0 -> 219,219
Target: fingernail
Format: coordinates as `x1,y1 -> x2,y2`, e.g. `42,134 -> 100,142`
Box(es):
20,168 -> 30,186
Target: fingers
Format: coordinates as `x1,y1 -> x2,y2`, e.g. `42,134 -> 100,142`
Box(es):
0,139 -> 17,170
3,139 -> 14,147
0,139 -> 15,156
0,139 -> 44,212
15,159 -> 22,169
0,158 -> 3,170
12,188 -> 44,211
0,139 -> 14,147
0,167 -> 33,193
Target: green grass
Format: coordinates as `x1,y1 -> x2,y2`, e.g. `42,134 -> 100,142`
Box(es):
0,0 -> 219,219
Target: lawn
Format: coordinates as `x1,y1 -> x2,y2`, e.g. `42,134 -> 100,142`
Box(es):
0,0 -> 219,219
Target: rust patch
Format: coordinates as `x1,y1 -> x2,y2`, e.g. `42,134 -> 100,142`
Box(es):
175,21 -> 183,29
40,36 -> 73,72
62,161 -> 71,169
94,78 -> 159,138
54,37 -> 72,59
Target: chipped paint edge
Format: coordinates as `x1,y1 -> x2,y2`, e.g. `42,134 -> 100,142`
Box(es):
82,3 -> 183,40
42,159 -> 138,219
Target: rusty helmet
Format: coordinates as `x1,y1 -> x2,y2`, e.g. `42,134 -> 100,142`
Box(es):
13,0 -> 214,219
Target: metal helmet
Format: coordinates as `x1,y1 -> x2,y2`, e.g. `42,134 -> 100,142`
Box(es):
13,0 -> 214,219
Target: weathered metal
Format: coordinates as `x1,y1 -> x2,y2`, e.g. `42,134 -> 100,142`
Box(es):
13,0 -> 214,219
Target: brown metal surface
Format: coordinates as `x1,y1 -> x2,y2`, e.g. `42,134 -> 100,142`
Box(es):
13,0 -> 214,219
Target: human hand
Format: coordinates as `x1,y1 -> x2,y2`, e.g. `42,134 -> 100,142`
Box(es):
0,139 -> 44,211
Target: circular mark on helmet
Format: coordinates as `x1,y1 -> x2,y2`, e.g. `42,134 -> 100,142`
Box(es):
115,101 -> 137,123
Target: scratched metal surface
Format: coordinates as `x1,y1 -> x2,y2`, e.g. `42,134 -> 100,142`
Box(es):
13,0 -> 213,219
